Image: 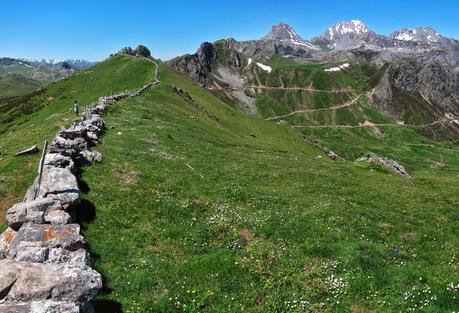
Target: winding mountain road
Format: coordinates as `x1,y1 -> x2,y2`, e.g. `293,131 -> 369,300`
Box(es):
266,94 -> 363,121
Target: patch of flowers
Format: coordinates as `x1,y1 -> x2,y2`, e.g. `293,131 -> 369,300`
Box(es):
402,285 -> 437,312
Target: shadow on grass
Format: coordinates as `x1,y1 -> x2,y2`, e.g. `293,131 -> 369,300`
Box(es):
74,198 -> 96,225
92,299 -> 123,313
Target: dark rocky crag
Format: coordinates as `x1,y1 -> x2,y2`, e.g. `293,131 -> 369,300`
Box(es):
370,60 -> 459,136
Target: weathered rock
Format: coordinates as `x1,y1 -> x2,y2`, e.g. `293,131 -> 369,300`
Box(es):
306,137 -> 345,161
370,61 -> 459,136
44,153 -> 75,171
7,223 -> 86,262
86,131 -> 98,144
15,242 -> 48,263
0,301 -> 80,313
0,228 -> 16,259
57,125 -> 87,140
168,42 -> 216,87
134,45 -> 151,57
6,198 -> 61,230
80,115 -> 104,135
79,151 -> 102,164
15,146 -> 38,157
44,210 -> 72,226
325,149 -> 345,161
0,265 -> 18,298
0,260 -> 101,304
356,152 -> 411,178
49,136 -> 87,157
38,166 -> 80,208
119,46 -> 134,55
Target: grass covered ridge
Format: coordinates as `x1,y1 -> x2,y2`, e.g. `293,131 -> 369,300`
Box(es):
0,55 -> 458,312
0,55 -> 154,220
78,63 -> 459,312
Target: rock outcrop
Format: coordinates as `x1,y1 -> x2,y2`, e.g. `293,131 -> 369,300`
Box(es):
369,61 -> 459,135
356,153 -> 411,178
0,69 -> 156,312
116,45 -> 151,58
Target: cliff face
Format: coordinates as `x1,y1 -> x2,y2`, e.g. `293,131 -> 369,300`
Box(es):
168,42 -> 216,87
370,61 -> 459,133
168,39 -> 243,88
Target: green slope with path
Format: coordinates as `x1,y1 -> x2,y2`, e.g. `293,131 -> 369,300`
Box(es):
1,55 -> 458,312
81,62 -> 458,312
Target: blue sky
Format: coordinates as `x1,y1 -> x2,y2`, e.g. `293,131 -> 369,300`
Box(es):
1,0 -> 458,61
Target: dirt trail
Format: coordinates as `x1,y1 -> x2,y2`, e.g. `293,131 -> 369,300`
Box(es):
227,85 -> 357,93
266,94 -> 363,121
291,119 -> 449,129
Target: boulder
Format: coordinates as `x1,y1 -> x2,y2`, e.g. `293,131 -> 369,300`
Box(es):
0,301 -> 80,313
0,260 -> 102,304
37,166 -> 80,208
15,146 -> 38,157
6,198 -> 61,230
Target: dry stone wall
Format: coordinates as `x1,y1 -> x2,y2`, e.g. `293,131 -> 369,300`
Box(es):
0,80 -> 155,312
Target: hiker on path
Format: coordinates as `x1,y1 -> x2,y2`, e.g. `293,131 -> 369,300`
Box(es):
73,100 -> 79,115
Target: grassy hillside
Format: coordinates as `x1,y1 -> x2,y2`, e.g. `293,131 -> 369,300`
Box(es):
0,55 -> 154,218
1,56 -> 458,312
0,73 -> 44,99
75,63 -> 459,312
243,57 -> 459,168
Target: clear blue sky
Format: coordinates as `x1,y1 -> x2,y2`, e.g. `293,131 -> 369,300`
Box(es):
1,0 -> 458,61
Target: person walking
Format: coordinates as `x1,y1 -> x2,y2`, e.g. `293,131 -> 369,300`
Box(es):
73,100 -> 79,116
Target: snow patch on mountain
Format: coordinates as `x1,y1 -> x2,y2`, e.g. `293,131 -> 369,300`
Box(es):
324,63 -> 350,72
326,20 -> 370,40
256,62 -> 272,73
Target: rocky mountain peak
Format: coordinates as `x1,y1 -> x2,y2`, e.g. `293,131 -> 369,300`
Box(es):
324,20 -> 371,41
262,23 -> 318,50
389,27 -> 442,43
262,23 -> 301,41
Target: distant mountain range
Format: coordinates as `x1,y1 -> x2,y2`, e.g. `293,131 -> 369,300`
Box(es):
21,58 -> 98,69
231,20 -> 459,68
0,57 -> 97,100
169,19 -> 459,138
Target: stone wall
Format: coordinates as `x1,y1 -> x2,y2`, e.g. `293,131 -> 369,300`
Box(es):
0,81 -> 154,312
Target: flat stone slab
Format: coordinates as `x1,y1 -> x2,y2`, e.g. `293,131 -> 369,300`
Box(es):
0,260 -> 101,304
15,146 -> 38,157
